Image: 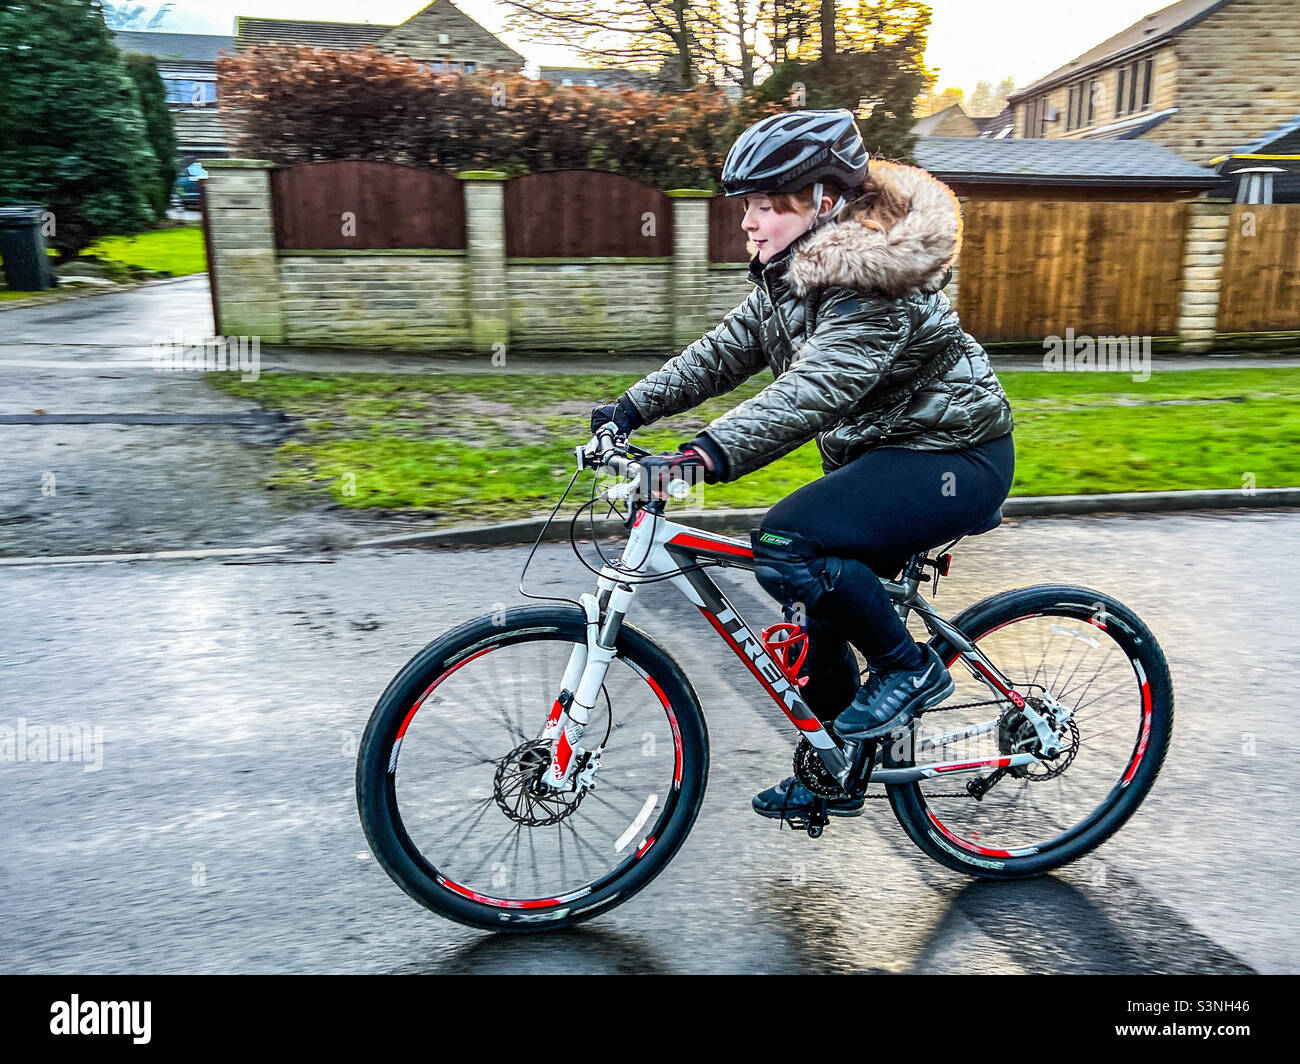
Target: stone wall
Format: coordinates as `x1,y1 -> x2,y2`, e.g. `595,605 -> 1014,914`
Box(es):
201,162 -> 1287,356
506,262 -> 673,350
277,254 -> 470,348
201,161 -> 748,355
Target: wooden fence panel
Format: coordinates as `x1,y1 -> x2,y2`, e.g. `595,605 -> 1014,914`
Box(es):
271,161 -> 465,250
1217,204 -> 1300,333
504,170 -> 671,257
710,195 -> 751,263
957,200 -> 1187,341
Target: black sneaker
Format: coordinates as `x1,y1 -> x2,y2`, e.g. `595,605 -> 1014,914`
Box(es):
752,775 -> 865,819
832,643 -> 954,741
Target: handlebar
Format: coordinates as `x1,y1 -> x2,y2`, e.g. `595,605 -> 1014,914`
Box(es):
577,429 -> 694,506
577,427 -> 639,476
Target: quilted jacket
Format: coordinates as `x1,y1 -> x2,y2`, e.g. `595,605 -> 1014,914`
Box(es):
622,160 -> 1014,481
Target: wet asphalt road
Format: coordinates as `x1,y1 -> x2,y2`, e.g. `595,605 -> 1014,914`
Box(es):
0,278 -> 419,556
1,510 -> 1295,974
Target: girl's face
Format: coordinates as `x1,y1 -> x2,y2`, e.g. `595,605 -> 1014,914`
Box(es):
741,195 -> 815,264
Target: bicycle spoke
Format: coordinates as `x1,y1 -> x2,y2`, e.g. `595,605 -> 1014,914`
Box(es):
384,629 -> 689,902
922,608 -> 1156,854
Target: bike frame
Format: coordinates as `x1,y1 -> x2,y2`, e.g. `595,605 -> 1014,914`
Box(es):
539,497 -> 1069,795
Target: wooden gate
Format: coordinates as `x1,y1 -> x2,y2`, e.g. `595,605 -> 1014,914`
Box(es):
1216,204 -> 1300,333
270,161 -> 466,250
957,200 -> 1187,342
503,170 -> 671,257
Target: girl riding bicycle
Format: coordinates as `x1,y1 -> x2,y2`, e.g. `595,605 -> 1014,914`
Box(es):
590,109 -> 1015,822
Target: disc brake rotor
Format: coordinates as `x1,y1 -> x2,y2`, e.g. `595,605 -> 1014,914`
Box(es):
493,738 -> 586,826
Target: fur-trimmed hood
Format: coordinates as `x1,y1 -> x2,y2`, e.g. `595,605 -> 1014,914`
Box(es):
748,160 -> 963,300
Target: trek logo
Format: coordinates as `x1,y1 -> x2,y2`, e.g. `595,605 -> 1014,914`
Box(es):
714,603 -> 804,716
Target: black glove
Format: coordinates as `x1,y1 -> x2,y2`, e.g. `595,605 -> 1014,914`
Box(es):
635,448 -> 709,498
680,435 -> 726,484
590,395 -> 643,437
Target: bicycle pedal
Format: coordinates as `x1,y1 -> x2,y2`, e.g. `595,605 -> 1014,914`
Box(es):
779,798 -> 831,838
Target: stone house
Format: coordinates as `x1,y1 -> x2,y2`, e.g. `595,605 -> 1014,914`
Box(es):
911,103 -> 980,138
234,0 -> 525,74
1006,0 -> 1300,165
113,31 -> 236,163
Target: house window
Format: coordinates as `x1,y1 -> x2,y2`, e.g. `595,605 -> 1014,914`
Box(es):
1087,78 -> 1099,126
1064,78 -> 1096,131
438,33 -> 450,44
432,61 -> 443,72
163,74 -> 216,107
465,61 -> 475,73
1115,55 -> 1155,117
1025,95 -> 1048,137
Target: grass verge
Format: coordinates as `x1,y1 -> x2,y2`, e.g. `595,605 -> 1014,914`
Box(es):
81,225 -> 206,278
207,367 -> 1300,522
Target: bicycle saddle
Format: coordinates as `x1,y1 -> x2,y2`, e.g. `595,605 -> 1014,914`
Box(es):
966,508 -> 1002,537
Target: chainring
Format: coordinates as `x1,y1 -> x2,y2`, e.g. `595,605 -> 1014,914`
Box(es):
792,737 -> 847,798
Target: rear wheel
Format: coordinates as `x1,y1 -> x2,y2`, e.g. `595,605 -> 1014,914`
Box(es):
356,605 -> 708,931
886,585 -> 1173,878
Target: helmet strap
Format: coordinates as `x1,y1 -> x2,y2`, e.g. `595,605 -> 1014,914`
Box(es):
805,181 -> 847,233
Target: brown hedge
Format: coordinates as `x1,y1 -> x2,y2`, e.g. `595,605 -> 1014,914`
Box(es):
217,47 -> 785,189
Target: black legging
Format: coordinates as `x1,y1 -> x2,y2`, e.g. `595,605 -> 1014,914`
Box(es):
753,433 -> 1015,723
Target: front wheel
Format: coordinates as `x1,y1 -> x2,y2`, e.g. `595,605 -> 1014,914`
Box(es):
356,605 -> 709,931
886,585 -> 1173,879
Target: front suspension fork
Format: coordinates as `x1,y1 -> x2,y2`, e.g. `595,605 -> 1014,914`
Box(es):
539,582 -> 634,789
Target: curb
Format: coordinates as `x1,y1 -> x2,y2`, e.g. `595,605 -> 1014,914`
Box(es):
352,487 -> 1300,550
4,488 -> 1296,566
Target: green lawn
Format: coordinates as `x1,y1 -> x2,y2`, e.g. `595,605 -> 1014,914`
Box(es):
81,225 -> 206,277
206,367 -> 1300,521
0,226 -> 206,299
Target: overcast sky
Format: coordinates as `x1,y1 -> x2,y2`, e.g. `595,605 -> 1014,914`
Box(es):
144,0 -> 1170,96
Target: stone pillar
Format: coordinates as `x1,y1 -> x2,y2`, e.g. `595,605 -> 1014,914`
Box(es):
1176,199 -> 1232,355
457,170 -> 510,354
200,159 -> 284,342
666,189 -> 714,351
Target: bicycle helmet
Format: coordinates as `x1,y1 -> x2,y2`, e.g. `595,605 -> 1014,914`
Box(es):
722,109 -> 869,198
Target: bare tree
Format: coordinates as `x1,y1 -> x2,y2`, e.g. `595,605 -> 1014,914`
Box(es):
499,0 -> 721,89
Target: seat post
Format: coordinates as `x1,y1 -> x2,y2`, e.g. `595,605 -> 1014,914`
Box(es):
892,552 -> 928,622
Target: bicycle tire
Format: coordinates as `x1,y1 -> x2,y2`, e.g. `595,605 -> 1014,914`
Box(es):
887,584 -> 1173,879
356,605 -> 709,931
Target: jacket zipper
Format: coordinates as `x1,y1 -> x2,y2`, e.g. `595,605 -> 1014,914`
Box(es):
762,275 -> 798,356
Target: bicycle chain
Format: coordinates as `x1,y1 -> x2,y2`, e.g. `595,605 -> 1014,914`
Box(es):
862,695 -> 1014,800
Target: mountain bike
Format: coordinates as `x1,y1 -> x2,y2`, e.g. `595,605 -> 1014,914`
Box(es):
356,429 -> 1173,931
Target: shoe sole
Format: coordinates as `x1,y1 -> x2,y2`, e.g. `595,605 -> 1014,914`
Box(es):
832,672 -> 956,741
751,803 -> 865,819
